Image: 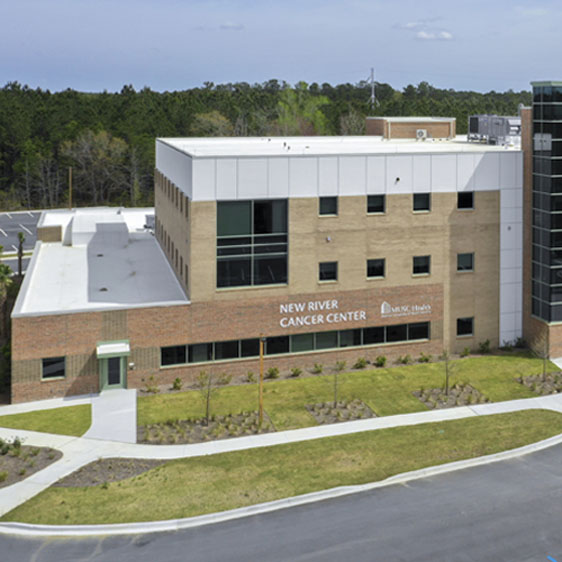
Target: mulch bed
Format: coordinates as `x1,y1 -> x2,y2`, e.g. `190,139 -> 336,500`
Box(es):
55,458 -> 167,488
517,372 -> 562,395
138,411 -> 275,445
305,399 -> 376,424
412,383 -> 489,409
0,443 -> 62,489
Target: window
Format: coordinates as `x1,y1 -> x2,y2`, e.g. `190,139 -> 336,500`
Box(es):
413,255 -> 431,275
315,330 -> 338,349
217,200 -> 288,288
367,258 -> 385,278
458,191 -> 474,210
408,322 -> 430,340
457,252 -> 474,272
161,345 -> 186,366
413,193 -> 431,212
215,340 -> 239,360
457,317 -> 474,336
367,194 -> 385,214
319,196 -> 338,216
188,343 -> 213,363
42,357 -> 65,379
319,261 -> 338,281
266,336 -> 289,355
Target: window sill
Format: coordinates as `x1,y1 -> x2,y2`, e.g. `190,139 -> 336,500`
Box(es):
456,269 -> 474,274
216,283 -> 288,292
318,214 -> 338,218
413,210 -> 431,214
457,208 -> 474,212
367,212 -> 386,216
412,273 -> 430,277
456,334 -> 473,339
367,276 -> 385,281
41,376 -> 65,382
318,279 -> 338,284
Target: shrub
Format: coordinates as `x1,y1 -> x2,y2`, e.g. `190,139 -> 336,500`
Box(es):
217,372 -> 233,386
353,357 -> 367,369
172,377 -> 183,391
335,360 -> 346,372
290,367 -> 302,377
418,352 -> 432,363
246,371 -> 256,383
12,438 -> 21,450
374,355 -> 387,367
460,347 -> 471,358
145,375 -> 160,394
478,339 -> 491,354
0,471 -> 7,482
515,337 -> 527,349
312,363 -> 323,374
397,354 -> 411,365
265,367 -> 279,379
18,468 -> 26,476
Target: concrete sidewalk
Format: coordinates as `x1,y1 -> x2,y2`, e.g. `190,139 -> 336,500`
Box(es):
2,393 -> 562,518
83,389 -> 137,444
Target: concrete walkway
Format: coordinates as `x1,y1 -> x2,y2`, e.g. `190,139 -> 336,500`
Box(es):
2,393 -> 562,519
83,389 -> 137,443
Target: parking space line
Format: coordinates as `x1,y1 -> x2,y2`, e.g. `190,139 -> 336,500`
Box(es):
11,245 -> 17,252
6,213 -> 11,219
27,211 -> 33,217
19,224 -> 32,235
0,229 -> 6,237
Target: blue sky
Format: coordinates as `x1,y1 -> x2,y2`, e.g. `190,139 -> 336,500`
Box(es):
0,0 -> 558,93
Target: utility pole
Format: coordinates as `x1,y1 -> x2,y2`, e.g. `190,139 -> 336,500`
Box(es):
68,167 -> 73,210
259,335 -> 265,426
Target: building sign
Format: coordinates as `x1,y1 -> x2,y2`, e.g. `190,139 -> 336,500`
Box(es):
279,299 -> 366,328
380,300 -> 431,318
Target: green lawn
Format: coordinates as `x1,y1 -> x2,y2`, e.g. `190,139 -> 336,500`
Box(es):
139,354 -> 553,430
5,409 -> 562,525
0,405 -> 91,436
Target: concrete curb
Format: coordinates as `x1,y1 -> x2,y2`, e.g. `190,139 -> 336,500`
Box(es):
2,429 -> 561,537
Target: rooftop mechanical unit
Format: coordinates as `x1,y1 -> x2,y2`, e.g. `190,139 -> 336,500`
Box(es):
468,114 -> 521,145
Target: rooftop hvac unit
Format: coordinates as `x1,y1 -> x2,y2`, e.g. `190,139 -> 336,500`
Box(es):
416,129 -> 428,140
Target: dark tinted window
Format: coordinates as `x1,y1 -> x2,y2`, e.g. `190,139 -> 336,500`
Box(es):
386,324 -> 408,342
188,343 -> 213,363
319,197 -> 338,215
408,322 -> 430,340
42,357 -> 65,379
413,255 -> 431,275
266,336 -> 290,355
457,253 -> 474,272
457,317 -> 474,336
241,338 -> 260,357
161,346 -> 186,366
319,261 -> 338,281
413,193 -> 431,212
367,258 -> 385,278
215,340 -> 239,360
367,194 -> 385,214
458,191 -> 474,209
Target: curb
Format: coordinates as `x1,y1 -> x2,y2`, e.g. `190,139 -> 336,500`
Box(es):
2,430 -> 562,537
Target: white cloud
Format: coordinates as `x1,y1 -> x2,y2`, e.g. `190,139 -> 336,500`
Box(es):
219,22 -> 244,31
415,29 -> 453,41
398,17 -> 453,41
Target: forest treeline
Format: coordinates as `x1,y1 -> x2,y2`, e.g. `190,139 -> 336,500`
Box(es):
0,79 -> 531,210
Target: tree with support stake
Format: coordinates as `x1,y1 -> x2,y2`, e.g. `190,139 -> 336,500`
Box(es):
259,336 -> 266,427
439,350 -> 456,396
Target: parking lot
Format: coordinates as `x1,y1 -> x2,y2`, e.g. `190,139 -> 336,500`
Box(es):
0,211 -> 40,254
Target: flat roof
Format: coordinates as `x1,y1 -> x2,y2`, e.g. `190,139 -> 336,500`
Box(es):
365,116 -> 455,122
13,208 -> 188,317
531,81 -> 562,87
158,134 -> 521,158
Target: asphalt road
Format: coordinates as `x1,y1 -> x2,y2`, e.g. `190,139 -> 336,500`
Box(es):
2,444 -> 562,561
0,211 -> 40,253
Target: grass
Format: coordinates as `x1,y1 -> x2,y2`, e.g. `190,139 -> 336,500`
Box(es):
0,405 -> 91,436
139,354 -> 554,430
4,409 -> 562,525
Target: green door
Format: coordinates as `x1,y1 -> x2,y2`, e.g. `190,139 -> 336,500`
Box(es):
100,356 -> 127,390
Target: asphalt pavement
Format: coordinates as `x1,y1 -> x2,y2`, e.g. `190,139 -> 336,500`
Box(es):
2,443 -> 562,561
0,211 -> 40,254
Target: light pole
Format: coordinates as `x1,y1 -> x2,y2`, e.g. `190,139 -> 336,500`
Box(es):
259,335 -> 266,426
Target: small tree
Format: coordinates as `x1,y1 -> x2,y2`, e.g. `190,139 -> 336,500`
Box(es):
195,371 -> 217,426
333,361 -> 346,407
439,350 -> 456,396
533,330 -> 549,382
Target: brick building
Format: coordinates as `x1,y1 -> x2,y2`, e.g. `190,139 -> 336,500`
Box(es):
10,118 -> 525,403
